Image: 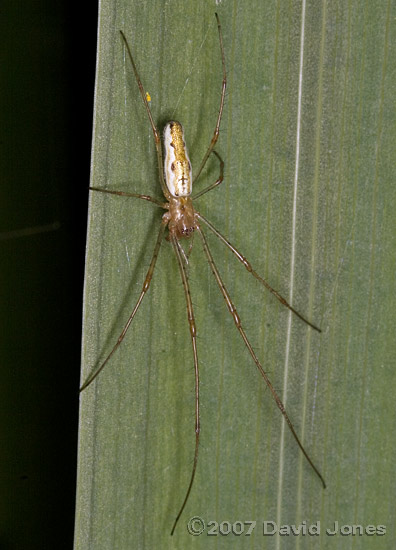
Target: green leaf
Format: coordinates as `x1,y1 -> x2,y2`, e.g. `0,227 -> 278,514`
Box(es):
75,1 -> 396,548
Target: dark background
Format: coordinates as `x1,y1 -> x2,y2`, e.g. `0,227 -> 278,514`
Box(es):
1,2 -> 97,548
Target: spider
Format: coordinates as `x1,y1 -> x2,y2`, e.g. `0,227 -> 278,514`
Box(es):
81,13 -> 326,536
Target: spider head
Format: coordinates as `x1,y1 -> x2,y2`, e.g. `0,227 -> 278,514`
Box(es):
168,196 -> 196,240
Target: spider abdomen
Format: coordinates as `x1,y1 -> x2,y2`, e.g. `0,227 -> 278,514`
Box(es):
164,121 -> 192,198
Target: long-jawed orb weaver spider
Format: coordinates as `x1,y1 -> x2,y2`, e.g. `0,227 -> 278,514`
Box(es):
81,13 -> 326,536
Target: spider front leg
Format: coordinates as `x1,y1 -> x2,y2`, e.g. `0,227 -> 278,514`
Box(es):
170,234 -> 200,536
196,225 -> 326,488
197,213 -> 321,332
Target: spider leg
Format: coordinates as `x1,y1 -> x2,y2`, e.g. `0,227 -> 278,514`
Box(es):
185,231 -> 195,261
175,238 -> 190,266
193,13 -> 227,185
119,31 -> 170,199
170,234 -> 200,536
192,151 -> 224,200
197,213 -> 321,332
90,186 -> 167,208
196,225 -> 326,488
80,220 -> 167,392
